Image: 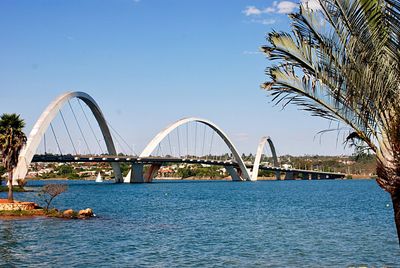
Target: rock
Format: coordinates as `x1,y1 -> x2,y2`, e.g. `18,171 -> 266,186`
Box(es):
78,208 -> 94,218
0,201 -> 37,211
63,209 -> 75,217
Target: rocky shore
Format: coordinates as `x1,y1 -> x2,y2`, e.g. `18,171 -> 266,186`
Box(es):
0,199 -> 95,219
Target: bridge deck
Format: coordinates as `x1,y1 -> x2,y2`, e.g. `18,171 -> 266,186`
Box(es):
32,154 -> 345,178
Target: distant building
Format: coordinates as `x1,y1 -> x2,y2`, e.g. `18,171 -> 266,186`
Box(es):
282,164 -> 292,169
27,171 -> 39,177
78,171 -> 96,177
338,159 -> 356,165
158,167 -> 174,177
38,168 -> 54,175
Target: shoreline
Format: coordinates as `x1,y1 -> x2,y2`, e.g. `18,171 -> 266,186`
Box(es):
0,199 -> 95,220
21,175 -> 374,182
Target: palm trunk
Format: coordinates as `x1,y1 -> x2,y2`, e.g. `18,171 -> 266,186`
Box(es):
391,189 -> 400,245
375,154 -> 400,245
7,171 -> 13,203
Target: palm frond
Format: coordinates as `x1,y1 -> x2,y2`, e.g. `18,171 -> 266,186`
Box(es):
0,113 -> 27,172
262,0 -> 400,161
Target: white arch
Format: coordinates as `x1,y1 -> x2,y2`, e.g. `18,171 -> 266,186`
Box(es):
13,91 -> 123,183
140,117 -> 251,181
251,136 -> 279,181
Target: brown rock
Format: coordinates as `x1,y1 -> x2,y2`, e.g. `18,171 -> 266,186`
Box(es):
0,201 -> 38,211
78,208 -> 94,218
19,202 -> 36,210
63,209 -> 75,217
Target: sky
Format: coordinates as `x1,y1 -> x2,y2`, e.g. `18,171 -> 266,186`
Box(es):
0,0 -> 352,156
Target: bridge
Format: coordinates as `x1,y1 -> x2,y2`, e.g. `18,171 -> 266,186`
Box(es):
31,154 -> 345,181
13,91 -> 345,184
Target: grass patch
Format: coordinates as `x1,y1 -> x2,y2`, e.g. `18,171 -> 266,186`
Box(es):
0,209 -> 66,218
43,208 -> 68,218
0,208 -> 95,219
0,185 -> 26,192
0,209 -> 45,217
0,209 -> 85,219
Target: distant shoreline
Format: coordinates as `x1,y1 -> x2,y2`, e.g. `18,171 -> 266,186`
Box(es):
25,175 -> 374,182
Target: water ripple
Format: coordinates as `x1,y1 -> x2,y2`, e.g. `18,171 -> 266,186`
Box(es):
0,180 -> 399,267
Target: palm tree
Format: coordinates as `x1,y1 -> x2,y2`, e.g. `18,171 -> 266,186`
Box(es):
0,113 -> 27,202
261,0 -> 400,242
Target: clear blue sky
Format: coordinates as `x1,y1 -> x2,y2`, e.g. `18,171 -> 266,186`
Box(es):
0,0 -> 351,156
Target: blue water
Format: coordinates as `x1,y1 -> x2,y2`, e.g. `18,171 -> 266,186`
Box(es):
1,179 -> 399,267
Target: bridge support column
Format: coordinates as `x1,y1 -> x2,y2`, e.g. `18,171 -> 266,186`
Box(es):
144,164 -> 161,183
285,172 -> 294,180
126,163 -> 145,183
275,171 -> 281,180
311,173 -> 319,180
321,174 -> 333,180
225,166 -> 243,181
112,163 -> 123,183
302,173 -> 310,180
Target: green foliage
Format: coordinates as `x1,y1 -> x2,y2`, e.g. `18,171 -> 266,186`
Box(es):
177,168 -> 195,179
0,209 -> 44,216
241,153 -> 255,162
0,113 -> 26,172
120,163 -> 131,177
57,165 -> 74,175
261,0 -> 400,192
0,185 -> 26,192
351,152 -> 375,163
193,166 -> 221,178
0,165 -> 5,185
176,165 -> 224,179
0,165 -> 5,177
0,113 -> 27,202
258,170 -> 275,177
67,173 -> 79,180
39,172 -> 52,179
44,208 -> 62,217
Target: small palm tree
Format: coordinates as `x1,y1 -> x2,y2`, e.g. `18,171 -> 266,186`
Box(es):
261,1 -> 400,242
0,113 -> 27,202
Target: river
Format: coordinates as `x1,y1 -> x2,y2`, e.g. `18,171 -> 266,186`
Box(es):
1,179 -> 399,267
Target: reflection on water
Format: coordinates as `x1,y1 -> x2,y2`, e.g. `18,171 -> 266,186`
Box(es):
0,179 -> 399,266
1,221 -> 17,264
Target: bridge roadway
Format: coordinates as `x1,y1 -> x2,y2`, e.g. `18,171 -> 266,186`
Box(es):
32,154 -> 345,180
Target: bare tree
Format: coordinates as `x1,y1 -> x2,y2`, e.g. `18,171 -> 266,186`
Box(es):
38,184 -> 68,210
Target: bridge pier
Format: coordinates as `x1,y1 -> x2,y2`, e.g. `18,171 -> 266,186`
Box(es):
310,173 -> 319,180
125,163 -> 145,183
301,172 -> 310,180
285,172 -> 294,180
125,163 -> 161,183
225,166 -> 244,181
112,163 -> 124,183
144,164 -> 161,183
321,174 -> 334,180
